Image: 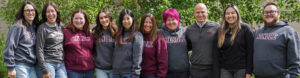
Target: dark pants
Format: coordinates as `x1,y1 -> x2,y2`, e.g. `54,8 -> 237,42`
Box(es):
220,68 -> 245,78
67,69 -> 94,78
255,74 -> 290,78
140,76 -> 156,78
166,71 -> 189,78
190,66 -> 212,78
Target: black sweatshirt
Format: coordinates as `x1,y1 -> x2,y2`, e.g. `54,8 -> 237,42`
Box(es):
213,23 -> 253,74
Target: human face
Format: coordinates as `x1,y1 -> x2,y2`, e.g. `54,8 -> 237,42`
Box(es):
72,13 -> 85,30
122,14 -> 133,30
99,12 -> 110,29
194,5 -> 208,24
263,5 -> 280,26
143,17 -> 153,33
225,7 -> 238,27
46,5 -> 57,25
23,4 -> 35,24
166,17 -> 178,31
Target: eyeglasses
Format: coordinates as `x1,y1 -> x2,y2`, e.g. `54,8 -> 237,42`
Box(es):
263,10 -> 277,15
24,9 -> 35,13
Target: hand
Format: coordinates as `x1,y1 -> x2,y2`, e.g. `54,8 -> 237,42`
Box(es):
8,69 -> 16,78
246,74 -> 251,78
43,73 -> 51,78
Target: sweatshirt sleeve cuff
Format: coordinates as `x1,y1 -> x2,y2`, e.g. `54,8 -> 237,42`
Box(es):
8,67 -> 15,71
290,74 -> 298,78
42,70 -> 49,74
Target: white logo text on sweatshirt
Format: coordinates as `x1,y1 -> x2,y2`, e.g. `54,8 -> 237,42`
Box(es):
256,33 -> 278,40
165,36 -> 185,43
71,35 -> 91,41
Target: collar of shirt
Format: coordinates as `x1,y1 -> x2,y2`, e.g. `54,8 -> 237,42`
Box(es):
196,21 -> 207,28
46,22 -> 57,27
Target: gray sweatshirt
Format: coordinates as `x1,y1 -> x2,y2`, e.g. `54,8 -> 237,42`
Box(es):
3,21 -> 36,71
186,21 -> 219,67
112,30 -> 143,78
253,21 -> 300,78
158,26 -> 189,72
36,22 -> 64,74
94,29 -> 114,69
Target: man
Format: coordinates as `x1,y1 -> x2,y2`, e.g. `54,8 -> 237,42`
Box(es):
253,2 -> 300,78
186,3 -> 219,78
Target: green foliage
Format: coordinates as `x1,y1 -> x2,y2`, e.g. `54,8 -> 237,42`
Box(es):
0,0 -> 299,28
0,0 -> 299,77
0,32 -> 8,78
0,0 -> 114,26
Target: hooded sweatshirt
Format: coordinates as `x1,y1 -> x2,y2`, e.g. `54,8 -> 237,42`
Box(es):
36,22 -> 64,74
112,30 -> 144,78
3,20 -> 36,71
63,25 -> 94,71
253,21 -> 300,78
141,33 -> 168,78
94,29 -> 115,69
158,26 -> 189,72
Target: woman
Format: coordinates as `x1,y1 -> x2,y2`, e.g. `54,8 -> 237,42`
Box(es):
63,9 -> 94,78
36,2 -> 67,78
3,1 -> 39,78
139,13 -> 168,78
158,8 -> 189,78
213,4 -> 253,78
112,9 -> 143,78
93,10 -> 117,78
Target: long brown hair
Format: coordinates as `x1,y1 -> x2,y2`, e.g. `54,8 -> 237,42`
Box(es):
139,13 -> 158,43
218,4 -> 242,48
69,9 -> 90,36
40,2 -> 61,26
93,10 -> 118,42
115,9 -> 137,46
15,1 -> 39,30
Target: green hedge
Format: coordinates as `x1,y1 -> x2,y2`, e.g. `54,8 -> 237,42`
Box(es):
0,0 -> 299,78
0,32 -> 8,78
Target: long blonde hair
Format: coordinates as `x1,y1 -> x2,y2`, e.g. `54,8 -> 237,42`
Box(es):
218,4 -> 242,48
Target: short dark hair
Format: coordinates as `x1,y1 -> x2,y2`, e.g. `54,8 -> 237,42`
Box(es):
263,2 -> 280,13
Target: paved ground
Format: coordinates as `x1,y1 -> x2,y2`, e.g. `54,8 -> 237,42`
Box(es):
291,22 -> 300,33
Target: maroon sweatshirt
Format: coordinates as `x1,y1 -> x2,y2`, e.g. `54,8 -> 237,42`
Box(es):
141,34 -> 168,78
63,26 -> 94,71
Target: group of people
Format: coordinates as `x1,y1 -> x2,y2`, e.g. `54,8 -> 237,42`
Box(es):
3,1 -> 300,78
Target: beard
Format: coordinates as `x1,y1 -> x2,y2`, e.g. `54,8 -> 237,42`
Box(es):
263,17 -> 279,26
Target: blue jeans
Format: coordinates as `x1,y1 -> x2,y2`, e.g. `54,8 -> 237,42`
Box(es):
15,64 -> 37,78
95,68 -> 112,78
45,62 -> 67,78
113,73 -> 133,78
67,69 -> 94,78
36,65 -> 42,78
